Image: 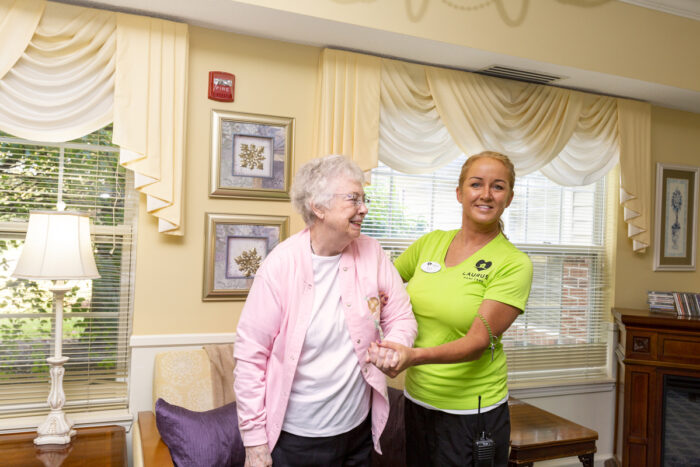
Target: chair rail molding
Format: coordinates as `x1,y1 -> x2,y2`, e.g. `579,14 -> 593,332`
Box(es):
130,333 -> 236,348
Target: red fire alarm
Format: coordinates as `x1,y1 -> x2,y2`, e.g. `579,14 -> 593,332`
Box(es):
208,71 -> 235,102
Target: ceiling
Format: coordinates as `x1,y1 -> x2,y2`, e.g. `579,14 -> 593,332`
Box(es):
619,0 -> 700,20
59,0 -> 700,114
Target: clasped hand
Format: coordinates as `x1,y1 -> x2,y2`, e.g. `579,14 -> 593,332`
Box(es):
365,340 -> 412,378
244,444 -> 272,467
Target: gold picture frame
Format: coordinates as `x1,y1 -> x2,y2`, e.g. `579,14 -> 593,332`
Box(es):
210,110 -> 295,199
203,213 -> 289,301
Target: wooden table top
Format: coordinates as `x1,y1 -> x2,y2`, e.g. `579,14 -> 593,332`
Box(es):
0,425 -> 127,467
509,397 -> 598,448
613,307 -> 700,330
508,398 -> 598,465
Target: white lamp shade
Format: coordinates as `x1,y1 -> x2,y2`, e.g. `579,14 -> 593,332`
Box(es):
12,211 -> 100,280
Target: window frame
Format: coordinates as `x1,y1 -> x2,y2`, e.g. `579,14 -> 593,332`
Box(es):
0,130 -> 137,420
364,160 -> 614,386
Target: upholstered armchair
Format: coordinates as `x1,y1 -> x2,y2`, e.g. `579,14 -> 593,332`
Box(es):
133,348 -> 217,467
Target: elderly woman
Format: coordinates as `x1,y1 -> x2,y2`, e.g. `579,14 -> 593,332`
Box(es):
368,152 -> 533,466
234,154 -> 417,467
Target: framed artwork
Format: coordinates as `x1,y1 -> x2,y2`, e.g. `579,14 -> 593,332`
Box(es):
210,110 -> 295,199
203,213 -> 289,301
654,163 -> 699,271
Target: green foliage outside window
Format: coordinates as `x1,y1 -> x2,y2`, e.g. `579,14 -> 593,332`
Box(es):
0,126 -> 128,380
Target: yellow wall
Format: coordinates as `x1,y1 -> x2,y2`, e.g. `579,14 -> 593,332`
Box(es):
614,107 -> 700,309
236,0 -> 700,92
131,11 -> 700,335
131,27 -> 319,334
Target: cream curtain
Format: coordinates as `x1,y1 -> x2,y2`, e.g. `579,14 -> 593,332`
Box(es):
113,14 -> 188,235
618,99 -> 652,252
0,0 -> 188,235
425,64 -> 584,177
0,0 -> 44,82
0,2 -> 114,141
313,48 -> 381,171
316,49 -> 651,252
379,59 -> 463,172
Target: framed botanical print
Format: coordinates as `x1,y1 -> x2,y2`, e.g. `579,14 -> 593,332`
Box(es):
654,163 -> 699,271
210,110 -> 295,199
203,213 -> 289,301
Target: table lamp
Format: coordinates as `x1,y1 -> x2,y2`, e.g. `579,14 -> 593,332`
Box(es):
11,211 -> 100,445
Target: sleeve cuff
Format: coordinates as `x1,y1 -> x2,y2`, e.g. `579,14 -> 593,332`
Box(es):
241,427 -> 269,447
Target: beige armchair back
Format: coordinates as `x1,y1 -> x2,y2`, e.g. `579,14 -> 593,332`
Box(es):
152,349 -> 215,412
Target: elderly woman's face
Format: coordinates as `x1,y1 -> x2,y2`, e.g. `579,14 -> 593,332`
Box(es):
317,177 -> 368,244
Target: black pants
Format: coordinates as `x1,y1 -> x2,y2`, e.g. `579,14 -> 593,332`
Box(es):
405,398 -> 510,467
271,415 -> 372,467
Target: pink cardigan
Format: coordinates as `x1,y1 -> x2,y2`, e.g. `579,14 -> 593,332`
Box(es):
233,229 -> 417,453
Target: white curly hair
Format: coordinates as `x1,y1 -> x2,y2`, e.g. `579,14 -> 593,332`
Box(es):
291,154 -> 366,226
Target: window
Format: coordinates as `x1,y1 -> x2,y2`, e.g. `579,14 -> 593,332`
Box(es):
0,126 -> 137,419
363,156 -> 612,385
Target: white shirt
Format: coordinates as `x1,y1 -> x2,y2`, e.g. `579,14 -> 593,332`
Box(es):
281,252 -> 370,436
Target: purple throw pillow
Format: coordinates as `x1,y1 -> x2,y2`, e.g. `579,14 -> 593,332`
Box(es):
155,398 -> 245,467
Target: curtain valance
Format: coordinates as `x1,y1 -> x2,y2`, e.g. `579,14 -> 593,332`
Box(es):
0,0 -> 188,235
316,49 -> 650,252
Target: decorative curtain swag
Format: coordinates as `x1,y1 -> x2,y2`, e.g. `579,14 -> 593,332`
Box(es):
316,48 -> 651,252
0,0 -> 188,235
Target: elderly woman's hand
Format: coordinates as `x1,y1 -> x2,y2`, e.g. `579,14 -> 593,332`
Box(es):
366,341 -> 412,378
244,444 -> 272,467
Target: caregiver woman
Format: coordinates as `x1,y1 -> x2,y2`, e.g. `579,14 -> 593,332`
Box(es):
234,154 -> 417,467
369,151 -> 533,466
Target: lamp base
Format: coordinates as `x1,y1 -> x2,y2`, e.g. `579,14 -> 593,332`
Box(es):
34,410 -> 76,445
34,355 -> 75,446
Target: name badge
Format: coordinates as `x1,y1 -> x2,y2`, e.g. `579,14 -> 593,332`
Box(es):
421,261 -> 441,273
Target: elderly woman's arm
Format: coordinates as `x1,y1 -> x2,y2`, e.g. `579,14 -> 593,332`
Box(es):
374,241 -> 417,348
233,262 -> 282,465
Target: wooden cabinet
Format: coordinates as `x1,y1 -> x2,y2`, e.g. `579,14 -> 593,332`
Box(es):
613,308 -> 700,467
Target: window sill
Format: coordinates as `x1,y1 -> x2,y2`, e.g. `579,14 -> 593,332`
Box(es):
510,378 -> 615,399
0,409 -> 133,434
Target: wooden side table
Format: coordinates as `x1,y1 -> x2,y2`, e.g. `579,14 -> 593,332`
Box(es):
509,398 -> 598,466
0,425 -> 127,467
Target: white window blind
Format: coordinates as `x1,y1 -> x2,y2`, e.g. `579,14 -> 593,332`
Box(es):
363,157 -> 611,386
0,126 -> 137,419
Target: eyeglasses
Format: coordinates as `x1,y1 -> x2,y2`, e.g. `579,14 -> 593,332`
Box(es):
333,193 -> 371,207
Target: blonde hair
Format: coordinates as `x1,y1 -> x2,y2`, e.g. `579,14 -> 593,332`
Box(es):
458,151 -> 515,193
457,151 -> 515,233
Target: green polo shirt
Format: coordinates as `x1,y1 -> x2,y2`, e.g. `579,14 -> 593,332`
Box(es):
395,230 -> 532,410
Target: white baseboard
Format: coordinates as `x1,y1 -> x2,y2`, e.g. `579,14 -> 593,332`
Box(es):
533,454 -> 613,467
